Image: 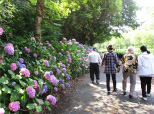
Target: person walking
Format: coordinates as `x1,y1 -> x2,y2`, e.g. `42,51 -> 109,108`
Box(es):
119,47 -> 138,99
102,45 -> 119,95
88,47 -> 102,84
138,45 -> 154,101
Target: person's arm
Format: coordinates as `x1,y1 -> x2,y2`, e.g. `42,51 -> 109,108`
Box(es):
138,56 -> 142,71
98,54 -> 102,65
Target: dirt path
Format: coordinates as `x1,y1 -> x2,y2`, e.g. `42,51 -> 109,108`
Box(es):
46,67 -> 154,114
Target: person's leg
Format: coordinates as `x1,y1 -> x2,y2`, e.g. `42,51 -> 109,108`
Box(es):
106,74 -> 110,92
94,63 -> 100,84
90,63 -> 95,82
129,73 -> 136,97
147,77 -> 152,94
111,74 -> 116,91
122,72 -> 129,94
140,77 -> 147,98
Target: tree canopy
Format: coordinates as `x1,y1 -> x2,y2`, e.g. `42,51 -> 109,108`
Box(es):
0,0 -> 139,45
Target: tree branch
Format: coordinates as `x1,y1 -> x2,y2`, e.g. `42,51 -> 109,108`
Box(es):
25,0 -> 36,7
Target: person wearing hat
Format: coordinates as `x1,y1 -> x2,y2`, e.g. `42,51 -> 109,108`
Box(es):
138,45 -> 154,101
88,47 -> 102,84
102,45 -> 119,95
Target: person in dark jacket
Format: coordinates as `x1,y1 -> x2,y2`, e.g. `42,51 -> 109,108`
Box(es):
102,45 -> 119,95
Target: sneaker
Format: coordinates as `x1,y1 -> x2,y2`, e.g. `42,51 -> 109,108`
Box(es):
113,88 -> 117,92
142,97 -> 147,101
129,95 -> 133,99
107,91 -> 111,95
92,81 -> 95,84
147,94 -> 150,97
96,80 -> 99,85
123,92 -> 127,96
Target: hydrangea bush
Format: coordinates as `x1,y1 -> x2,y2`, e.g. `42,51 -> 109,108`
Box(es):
0,27 -> 90,114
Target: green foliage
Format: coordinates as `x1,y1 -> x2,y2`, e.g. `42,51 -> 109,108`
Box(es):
0,35 -> 89,113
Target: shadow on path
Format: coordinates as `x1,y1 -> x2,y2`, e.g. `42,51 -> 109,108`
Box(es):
44,67 -> 154,114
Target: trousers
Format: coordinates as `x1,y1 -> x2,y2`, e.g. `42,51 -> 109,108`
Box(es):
90,63 -> 99,81
122,72 -> 136,96
140,77 -> 152,97
106,74 -> 116,91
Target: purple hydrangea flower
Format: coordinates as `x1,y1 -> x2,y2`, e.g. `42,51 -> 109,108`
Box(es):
19,58 -> 24,63
44,60 -> 49,66
4,43 -> 14,55
26,86 -> 36,98
50,71 -> 53,75
46,95 -> 56,105
60,79 -> 64,84
66,51 -> 69,53
61,84 -> 65,89
62,64 -> 66,68
43,46 -> 46,50
62,68 -> 66,73
56,69 -> 61,75
66,83 -> 70,88
19,64 -> 26,70
41,85 -> 48,94
33,53 -> 37,58
12,82 -> 16,86
45,71 -> 50,79
67,64 -> 70,66
49,75 -> 59,85
54,87 -> 58,92
34,71 -> 38,75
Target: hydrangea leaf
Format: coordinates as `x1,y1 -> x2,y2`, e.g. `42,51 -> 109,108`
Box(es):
36,98 -> 44,105
0,76 -> 9,84
2,85 -> 11,93
10,93 -> 20,101
14,84 -> 24,94
45,100 -> 50,106
26,103 -> 36,110
36,105 -> 43,113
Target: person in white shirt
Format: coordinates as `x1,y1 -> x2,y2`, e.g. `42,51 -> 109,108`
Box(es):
138,45 -> 154,101
88,47 -> 102,84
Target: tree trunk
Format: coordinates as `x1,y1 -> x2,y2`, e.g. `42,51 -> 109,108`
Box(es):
34,0 -> 45,42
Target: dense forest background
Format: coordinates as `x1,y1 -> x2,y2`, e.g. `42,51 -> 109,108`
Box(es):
0,0 -> 139,46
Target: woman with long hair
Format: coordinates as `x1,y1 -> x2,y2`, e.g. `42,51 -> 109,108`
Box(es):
138,45 -> 154,101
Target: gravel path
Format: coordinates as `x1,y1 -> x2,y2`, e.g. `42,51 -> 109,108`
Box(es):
47,67 -> 154,114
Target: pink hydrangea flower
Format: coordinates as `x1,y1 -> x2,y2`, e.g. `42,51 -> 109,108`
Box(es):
67,42 -> 72,46
33,80 -> 38,88
0,27 -> 3,35
62,68 -> 66,73
24,47 -> 31,53
31,37 -> 35,40
26,86 -> 36,98
49,75 -> 59,85
8,102 -> 20,112
0,108 -> 5,114
56,69 -> 61,75
4,43 -> 14,55
52,47 -> 54,50
20,68 -> 30,77
66,51 -> 69,53
72,39 -> 76,42
63,37 -> 67,41
33,53 -> 37,57
44,60 -> 49,66
46,95 -> 56,105
10,63 -> 17,71
45,71 -> 50,79
67,64 -> 70,66
34,71 -> 38,75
